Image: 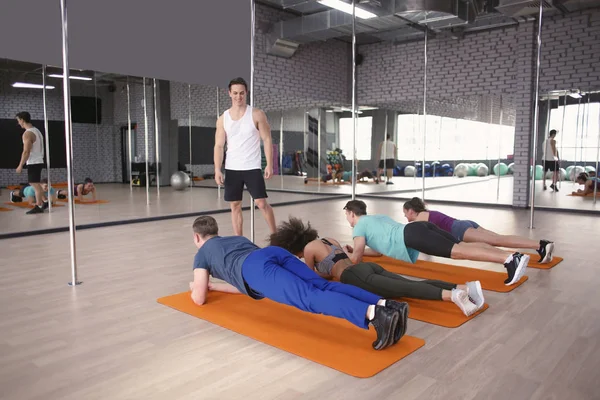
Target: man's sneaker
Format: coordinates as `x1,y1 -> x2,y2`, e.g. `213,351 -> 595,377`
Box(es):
466,281 -> 485,309
550,183 -> 558,192
451,288 -> 478,317
384,300 -> 409,343
537,240 -> 554,264
25,205 -> 44,215
504,252 -> 530,285
369,306 -> 399,350
9,191 -> 22,203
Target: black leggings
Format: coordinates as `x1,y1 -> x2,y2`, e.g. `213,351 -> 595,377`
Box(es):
403,221 -> 459,259
340,262 -> 456,301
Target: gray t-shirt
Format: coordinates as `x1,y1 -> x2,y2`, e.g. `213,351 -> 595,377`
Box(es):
193,235 -> 263,299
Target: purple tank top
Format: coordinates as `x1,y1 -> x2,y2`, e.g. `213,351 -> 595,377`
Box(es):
427,210 -> 456,233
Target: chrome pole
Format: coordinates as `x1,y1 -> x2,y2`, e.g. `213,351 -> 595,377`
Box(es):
422,25 -> 428,200
94,71 -> 100,174
558,92 -> 566,189
60,0 -> 80,286
529,1 -> 543,229
351,0 -> 357,200
217,87 -> 221,198
584,95 -> 591,169
594,104 -> 599,203
497,95 -> 503,201
143,77 -> 150,205
42,65 -> 52,213
318,108 -> 322,190
279,111 -> 284,185
188,84 -> 193,188
127,78 -> 133,190
573,97 -> 581,179
250,0 -> 256,242
153,78 -> 160,195
383,111 -> 388,181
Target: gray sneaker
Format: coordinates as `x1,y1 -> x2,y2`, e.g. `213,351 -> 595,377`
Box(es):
466,281 -> 485,309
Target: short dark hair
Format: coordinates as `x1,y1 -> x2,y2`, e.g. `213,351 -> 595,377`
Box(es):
386,134 -> 391,140
84,177 -> 93,184
268,217 -> 318,255
549,129 -> 557,137
41,178 -> 48,184
16,111 -> 31,123
228,77 -> 248,92
577,172 -> 589,182
193,216 -> 219,237
343,200 -> 367,216
403,197 -> 427,213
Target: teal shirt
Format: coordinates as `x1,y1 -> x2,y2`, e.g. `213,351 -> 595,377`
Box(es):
352,215 -> 420,263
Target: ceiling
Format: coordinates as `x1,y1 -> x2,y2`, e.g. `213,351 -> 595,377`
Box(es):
257,0 -> 600,46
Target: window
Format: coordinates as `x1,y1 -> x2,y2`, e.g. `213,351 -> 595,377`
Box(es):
397,114 -> 515,161
549,103 -> 600,162
339,116 -> 373,160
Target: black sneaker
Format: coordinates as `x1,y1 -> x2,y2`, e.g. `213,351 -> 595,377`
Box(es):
550,183 -> 558,191
58,194 -> 67,199
369,305 -> 399,350
384,300 -> 409,344
26,205 -> 44,215
537,240 -> 554,263
9,191 -> 22,203
42,201 -> 49,210
504,252 -> 530,286
543,185 -> 547,190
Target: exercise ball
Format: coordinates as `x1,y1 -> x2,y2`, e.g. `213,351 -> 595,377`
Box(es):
467,163 -> 478,176
559,168 -> 566,181
342,171 -> 352,181
455,163 -> 468,178
535,165 -> 544,180
508,163 -> 514,174
569,166 -> 585,181
565,166 -> 574,179
493,162 -> 508,176
404,165 -> 416,177
477,164 -> 489,177
170,171 -> 191,190
585,166 -> 596,174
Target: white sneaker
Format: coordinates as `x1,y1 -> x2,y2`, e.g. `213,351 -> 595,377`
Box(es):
451,288 -> 478,317
466,281 -> 485,309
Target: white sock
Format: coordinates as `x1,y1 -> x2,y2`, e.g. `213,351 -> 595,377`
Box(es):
377,299 -> 386,307
504,254 -> 513,264
367,305 -> 376,320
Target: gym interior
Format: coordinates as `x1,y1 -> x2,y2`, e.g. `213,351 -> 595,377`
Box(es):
1,1 -> 599,399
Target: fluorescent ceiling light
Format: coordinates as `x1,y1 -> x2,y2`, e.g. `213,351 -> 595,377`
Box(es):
12,82 -> 55,89
568,92 -> 583,99
318,0 -> 377,19
48,74 -> 92,81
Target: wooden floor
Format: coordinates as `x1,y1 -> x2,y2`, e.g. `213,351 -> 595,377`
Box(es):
0,198 -> 599,400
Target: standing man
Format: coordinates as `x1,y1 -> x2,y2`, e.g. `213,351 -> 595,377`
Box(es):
214,77 -> 277,236
15,111 -> 45,215
376,134 -> 396,185
542,129 -> 560,191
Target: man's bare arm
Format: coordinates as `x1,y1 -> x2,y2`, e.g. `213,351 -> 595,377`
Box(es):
255,109 -> 273,178
17,131 -> 34,171
214,116 -> 226,184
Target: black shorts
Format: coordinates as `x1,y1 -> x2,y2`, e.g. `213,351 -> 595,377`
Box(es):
403,221 -> 459,259
27,163 -> 44,183
543,160 -> 558,171
379,159 -> 395,169
224,169 -> 268,202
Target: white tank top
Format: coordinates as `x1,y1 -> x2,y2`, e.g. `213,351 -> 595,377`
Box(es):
25,127 -> 45,165
543,138 -> 555,160
223,106 -> 262,171
381,140 -> 395,160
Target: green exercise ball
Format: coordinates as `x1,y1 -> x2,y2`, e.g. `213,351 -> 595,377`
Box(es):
493,162 -> 508,176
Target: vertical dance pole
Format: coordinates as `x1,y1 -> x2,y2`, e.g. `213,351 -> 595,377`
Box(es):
351,0 -> 357,200
217,87 -> 221,198
60,0 -> 80,286
42,65 -> 52,213
594,102 -> 600,203
383,111 -> 388,181
422,24 -> 428,200
584,95 -> 591,170
94,71 -> 100,176
250,0 -> 256,242
529,1 -> 543,229
318,108 -> 322,190
153,78 -> 160,195
188,84 -> 193,188
127,78 -> 133,190
497,95 -> 503,202
279,111 -> 284,184
143,77 -> 150,205
573,97 -> 581,177
558,92 -> 566,189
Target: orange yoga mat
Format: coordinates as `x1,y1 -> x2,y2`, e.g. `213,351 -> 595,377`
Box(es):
403,298 -> 488,328
523,253 -> 563,270
567,192 -> 595,197
57,199 -> 110,204
157,291 -> 425,378
4,202 -> 64,208
0,207 -> 13,212
363,256 -> 528,293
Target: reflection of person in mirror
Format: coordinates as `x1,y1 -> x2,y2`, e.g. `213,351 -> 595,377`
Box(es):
57,178 -> 96,203
377,134 -> 396,185
15,111 -> 46,215
213,77 -> 276,236
543,129 -> 560,191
